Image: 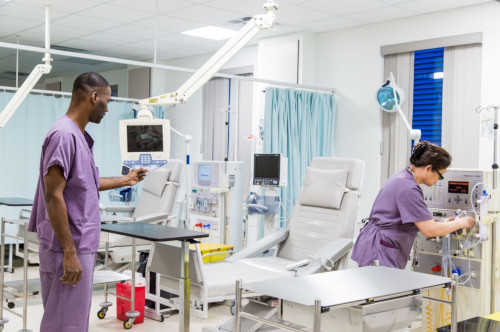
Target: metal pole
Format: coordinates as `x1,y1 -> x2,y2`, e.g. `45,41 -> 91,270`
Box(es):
491,107 -> 498,314
451,274 -> 459,332
313,299 -> 321,332
131,238 -> 136,323
234,279 -> 242,332
179,241 -> 190,332
22,220 -> 29,331
104,241 -> 109,304
0,218 -> 8,329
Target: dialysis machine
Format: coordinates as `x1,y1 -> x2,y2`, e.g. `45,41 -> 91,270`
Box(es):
413,169 -> 499,331
246,154 -> 287,246
190,161 -> 245,251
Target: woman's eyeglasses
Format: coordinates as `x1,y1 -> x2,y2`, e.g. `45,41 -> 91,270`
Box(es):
435,169 -> 444,181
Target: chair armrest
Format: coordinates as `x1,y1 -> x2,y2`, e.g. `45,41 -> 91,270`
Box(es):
135,213 -> 171,223
225,229 -> 289,262
295,238 -> 353,276
101,205 -> 135,214
100,215 -> 133,224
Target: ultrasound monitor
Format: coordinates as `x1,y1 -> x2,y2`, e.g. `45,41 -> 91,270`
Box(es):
253,154 -> 288,186
119,118 -> 170,170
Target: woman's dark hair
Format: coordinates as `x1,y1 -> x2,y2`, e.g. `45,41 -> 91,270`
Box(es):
409,141 -> 451,170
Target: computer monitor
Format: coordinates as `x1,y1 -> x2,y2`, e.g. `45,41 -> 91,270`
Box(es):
253,154 -> 287,186
119,118 -> 170,170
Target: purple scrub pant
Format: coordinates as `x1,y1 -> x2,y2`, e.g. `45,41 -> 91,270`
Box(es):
38,243 -> 96,332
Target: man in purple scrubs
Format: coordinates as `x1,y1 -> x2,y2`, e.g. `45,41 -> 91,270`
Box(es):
351,141 -> 475,269
28,72 -> 147,331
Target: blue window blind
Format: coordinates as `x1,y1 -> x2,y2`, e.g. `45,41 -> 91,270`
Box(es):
412,47 -> 444,146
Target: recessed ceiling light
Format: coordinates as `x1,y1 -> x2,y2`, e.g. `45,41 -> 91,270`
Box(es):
181,26 -> 238,40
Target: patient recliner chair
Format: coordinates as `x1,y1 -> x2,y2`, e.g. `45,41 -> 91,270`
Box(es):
98,160 -> 183,265
147,157 -> 365,318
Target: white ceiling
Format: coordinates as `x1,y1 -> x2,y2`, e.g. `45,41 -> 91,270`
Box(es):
0,0 -> 494,85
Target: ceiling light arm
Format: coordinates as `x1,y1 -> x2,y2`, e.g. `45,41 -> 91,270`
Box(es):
0,5 -> 52,129
136,0 -> 278,118
387,72 -> 421,144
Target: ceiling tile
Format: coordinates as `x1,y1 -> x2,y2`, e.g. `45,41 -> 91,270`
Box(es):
0,15 -> 40,31
300,0 -> 386,16
375,0 -> 419,4
167,4 -> 242,25
106,24 -> 159,40
156,33 -> 206,47
1,0 -> 97,12
274,4 -> 331,25
134,15 -> 203,33
98,45 -> 155,59
0,28 -> 19,39
53,14 -> 124,31
397,0 -> 493,13
19,24 -> 95,45
77,4 -> 152,23
346,6 -> 415,24
0,3 -> 69,21
107,0 -> 192,14
300,16 -> 362,32
204,0 -> 264,16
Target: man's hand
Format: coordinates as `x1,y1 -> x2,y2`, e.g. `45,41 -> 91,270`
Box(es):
61,251 -> 82,286
126,167 -> 147,186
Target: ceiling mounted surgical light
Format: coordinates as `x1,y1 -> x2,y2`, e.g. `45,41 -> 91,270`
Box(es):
377,72 -> 421,143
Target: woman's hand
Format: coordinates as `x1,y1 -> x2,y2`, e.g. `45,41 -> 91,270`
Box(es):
457,215 -> 476,229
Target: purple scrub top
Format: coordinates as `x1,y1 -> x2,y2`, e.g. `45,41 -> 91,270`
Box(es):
28,115 -> 101,254
351,168 -> 432,269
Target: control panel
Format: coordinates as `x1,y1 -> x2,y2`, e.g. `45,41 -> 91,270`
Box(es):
421,170 -> 483,210
122,154 -> 167,172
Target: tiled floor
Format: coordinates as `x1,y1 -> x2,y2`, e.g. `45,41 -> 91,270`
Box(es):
2,259 -> 233,332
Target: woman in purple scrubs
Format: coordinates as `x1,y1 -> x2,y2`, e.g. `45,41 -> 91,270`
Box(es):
351,141 -> 475,269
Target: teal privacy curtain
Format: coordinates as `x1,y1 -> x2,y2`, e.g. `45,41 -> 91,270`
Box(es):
0,91 -> 134,218
263,87 -> 336,220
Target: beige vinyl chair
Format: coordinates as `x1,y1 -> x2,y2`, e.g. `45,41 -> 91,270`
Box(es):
98,159 -> 184,267
146,157 -> 365,319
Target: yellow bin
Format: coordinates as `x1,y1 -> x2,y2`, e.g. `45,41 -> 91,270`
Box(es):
190,243 -> 234,263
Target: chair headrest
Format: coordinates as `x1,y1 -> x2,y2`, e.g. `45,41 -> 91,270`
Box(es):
164,159 -> 183,182
310,157 -> 365,191
143,168 -> 171,197
299,167 -> 348,209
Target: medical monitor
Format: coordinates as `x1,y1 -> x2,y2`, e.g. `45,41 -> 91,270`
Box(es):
192,161 -> 223,188
119,118 -> 170,170
253,154 -> 287,186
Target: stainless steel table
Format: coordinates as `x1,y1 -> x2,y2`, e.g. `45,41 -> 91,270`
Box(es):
235,266 -> 458,332
101,222 -> 208,331
0,197 -> 33,332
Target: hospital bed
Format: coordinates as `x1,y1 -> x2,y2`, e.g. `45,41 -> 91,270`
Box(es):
98,160 -> 184,268
146,157 -> 365,319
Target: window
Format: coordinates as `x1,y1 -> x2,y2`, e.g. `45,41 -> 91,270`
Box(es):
412,47 -> 444,145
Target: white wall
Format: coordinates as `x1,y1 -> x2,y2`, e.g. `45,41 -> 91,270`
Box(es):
101,68 -> 129,98
316,2 -> 500,220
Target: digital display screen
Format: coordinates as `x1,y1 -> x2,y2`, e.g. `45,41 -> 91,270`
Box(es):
127,125 -> 163,152
448,181 -> 469,194
254,154 -> 280,179
198,164 -> 211,183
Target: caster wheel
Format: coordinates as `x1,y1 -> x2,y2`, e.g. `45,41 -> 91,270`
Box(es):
230,304 -> 236,315
160,315 -> 165,322
7,302 -> 14,309
123,320 -> 133,329
97,308 -> 107,319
